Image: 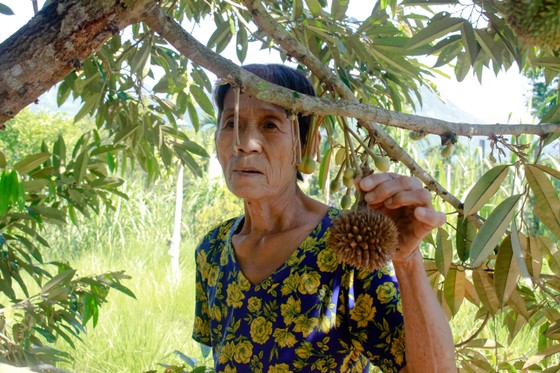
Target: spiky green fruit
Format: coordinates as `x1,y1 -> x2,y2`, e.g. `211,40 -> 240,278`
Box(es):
335,148 -> 346,166
298,156 -> 316,174
374,156 -> 390,172
343,167 -> 356,180
408,130 -> 427,140
440,144 -> 453,158
503,0 -> 560,49
330,179 -> 342,193
340,194 -> 352,210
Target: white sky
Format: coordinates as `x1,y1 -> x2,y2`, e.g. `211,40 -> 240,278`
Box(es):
0,0 -> 533,124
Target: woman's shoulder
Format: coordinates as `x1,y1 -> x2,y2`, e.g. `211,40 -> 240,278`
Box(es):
197,216 -> 242,250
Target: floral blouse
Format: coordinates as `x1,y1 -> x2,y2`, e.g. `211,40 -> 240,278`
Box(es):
193,208 -> 406,372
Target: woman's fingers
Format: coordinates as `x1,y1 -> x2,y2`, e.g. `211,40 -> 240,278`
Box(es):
378,189 -> 433,209
414,207 -> 446,228
360,173 -> 425,206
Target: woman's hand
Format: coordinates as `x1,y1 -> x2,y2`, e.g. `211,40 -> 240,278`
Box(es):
358,173 -> 446,265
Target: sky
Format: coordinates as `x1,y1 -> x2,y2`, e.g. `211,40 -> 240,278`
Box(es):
0,0 -> 534,125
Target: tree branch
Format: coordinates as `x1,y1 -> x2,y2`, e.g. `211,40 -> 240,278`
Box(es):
0,0 -> 154,124
246,0 -> 469,213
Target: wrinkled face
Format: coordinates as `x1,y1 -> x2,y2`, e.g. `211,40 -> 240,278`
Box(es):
215,90 -> 297,201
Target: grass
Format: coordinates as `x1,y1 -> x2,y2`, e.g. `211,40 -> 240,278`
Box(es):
42,177 -> 216,373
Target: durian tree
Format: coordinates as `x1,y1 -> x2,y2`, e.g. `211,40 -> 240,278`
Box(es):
1,0 -> 560,370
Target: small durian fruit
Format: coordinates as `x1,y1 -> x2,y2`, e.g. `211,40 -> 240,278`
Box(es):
298,155 -> 316,174
329,169 -> 399,272
373,156 -> 390,172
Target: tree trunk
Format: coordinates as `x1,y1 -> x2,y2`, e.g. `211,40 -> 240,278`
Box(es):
0,0 -> 153,125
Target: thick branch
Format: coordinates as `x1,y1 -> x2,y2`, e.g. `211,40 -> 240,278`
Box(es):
0,0 -> 154,124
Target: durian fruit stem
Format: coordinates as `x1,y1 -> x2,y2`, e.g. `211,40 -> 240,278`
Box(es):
341,117 -> 361,176
232,86 -> 241,156
290,112 -> 302,166
356,166 -> 372,212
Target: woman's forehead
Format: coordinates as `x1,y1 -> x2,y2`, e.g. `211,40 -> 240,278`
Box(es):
222,90 -> 287,117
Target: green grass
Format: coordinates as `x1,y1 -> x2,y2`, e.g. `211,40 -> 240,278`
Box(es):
41,177 -> 216,373
55,240 -> 206,373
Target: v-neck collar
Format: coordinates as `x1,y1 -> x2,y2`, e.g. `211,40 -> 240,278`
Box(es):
225,208 -> 335,288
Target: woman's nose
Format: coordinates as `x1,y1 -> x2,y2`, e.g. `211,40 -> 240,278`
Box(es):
236,125 -> 262,153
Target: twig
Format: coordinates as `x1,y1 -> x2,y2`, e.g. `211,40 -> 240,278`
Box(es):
455,312 -> 490,348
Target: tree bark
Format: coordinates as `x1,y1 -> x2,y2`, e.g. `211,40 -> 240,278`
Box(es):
0,0 -> 153,124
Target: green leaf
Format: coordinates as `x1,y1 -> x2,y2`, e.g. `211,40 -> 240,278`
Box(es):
456,216 -> 476,262
318,147 -> 331,191
474,28 -> 502,65
74,92 -> 102,123
187,100 -> 200,131
454,52 -> 469,82
89,177 -> 124,189
461,20 -> 479,65
174,350 -> 197,368
109,282 -> 136,299
177,140 -> 209,158
443,268 -> 465,317
305,0 -> 322,16
510,220 -> 531,280
405,16 -> 464,50
525,164 -> 560,238
533,164 -> 560,180
523,236 -> 543,279
207,21 -> 231,50
190,85 -> 214,117
435,228 -> 452,276
53,134 -> 66,171
0,151 -> 5,169
73,149 -> 90,183
131,41 -> 151,77
0,3 -> 14,15
293,0 -> 303,20
82,293 -> 96,326
331,0 -> 349,20
175,148 -> 202,178
494,236 -> 520,307
463,164 -> 510,216
236,25 -> 248,63
472,269 -> 499,315
57,79 -> 72,107
14,152 -> 52,175
469,194 -> 521,267
0,172 -> 8,217
402,0 -> 459,4
28,206 -> 67,224
90,144 -> 127,156
465,338 -> 503,349
41,269 -> 76,295
523,344 -> 560,369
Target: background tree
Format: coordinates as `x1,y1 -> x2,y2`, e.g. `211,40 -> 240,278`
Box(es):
1,0 -> 560,371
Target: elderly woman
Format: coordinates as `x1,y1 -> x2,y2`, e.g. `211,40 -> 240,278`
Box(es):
193,64 -> 456,372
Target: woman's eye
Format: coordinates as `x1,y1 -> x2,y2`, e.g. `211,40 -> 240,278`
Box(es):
223,120 -> 234,129
264,122 -> 278,129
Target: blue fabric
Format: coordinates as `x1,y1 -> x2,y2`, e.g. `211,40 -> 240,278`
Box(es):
193,207 -> 406,372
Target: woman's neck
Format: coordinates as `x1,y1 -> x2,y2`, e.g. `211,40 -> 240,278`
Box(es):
240,186 -> 325,236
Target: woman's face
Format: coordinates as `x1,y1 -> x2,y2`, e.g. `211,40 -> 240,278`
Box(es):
216,89 -> 298,201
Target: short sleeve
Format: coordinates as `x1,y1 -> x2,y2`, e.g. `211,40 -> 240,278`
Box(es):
346,264 -> 406,372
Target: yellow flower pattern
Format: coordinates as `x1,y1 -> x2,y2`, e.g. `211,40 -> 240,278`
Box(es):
193,209 -> 406,372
